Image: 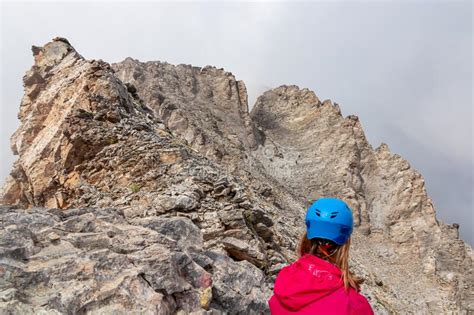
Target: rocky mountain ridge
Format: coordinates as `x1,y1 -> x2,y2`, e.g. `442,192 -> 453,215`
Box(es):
0,37 -> 472,314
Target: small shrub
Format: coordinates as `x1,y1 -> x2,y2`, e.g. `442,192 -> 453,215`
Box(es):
108,137 -> 118,145
130,183 -> 141,193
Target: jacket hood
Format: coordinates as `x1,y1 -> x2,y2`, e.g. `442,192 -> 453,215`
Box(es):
273,254 -> 344,311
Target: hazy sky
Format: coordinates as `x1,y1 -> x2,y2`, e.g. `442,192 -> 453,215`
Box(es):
1,1 -> 472,244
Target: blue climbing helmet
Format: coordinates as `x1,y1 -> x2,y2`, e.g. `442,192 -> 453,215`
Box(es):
305,197 -> 354,245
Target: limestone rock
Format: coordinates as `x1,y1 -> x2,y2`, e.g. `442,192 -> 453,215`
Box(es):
0,38 -> 286,314
250,85 -> 473,312
111,59 -> 261,167
1,38 -> 472,313
0,206 -> 268,314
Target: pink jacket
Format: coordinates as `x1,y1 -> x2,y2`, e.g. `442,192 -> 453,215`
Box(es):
269,254 -> 374,315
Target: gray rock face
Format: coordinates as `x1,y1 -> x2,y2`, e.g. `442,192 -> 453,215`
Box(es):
0,38 -> 288,314
0,206 -> 269,314
0,38 -> 472,314
250,86 -> 473,312
111,58 -> 261,168
250,85 -> 442,238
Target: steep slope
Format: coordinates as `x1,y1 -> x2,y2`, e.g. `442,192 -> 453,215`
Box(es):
0,38 -> 298,314
111,58 -> 261,168
250,86 -> 473,312
111,59 -> 304,231
113,62 -> 473,312
1,38 -> 472,314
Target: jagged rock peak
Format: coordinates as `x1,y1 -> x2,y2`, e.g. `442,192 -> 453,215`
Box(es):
376,142 -> 391,153
0,37 -> 301,314
255,85 -> 322,109
1,37 -> 472,314
250,80 -> 473,312
30,36 -> 80,66
251,85 -> 348,134
3,37 -> 148,208
112,56 -> 263,168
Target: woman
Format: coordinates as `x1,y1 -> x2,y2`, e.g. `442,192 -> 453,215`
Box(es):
269,198 -> 374,315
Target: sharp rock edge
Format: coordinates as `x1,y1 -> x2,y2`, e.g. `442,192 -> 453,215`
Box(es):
1,37 -> 472,314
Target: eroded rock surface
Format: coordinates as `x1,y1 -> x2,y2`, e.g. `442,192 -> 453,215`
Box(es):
0,206 -> 270,314
0,38 -> 294,314
1,38 -> 472,314
112,58 -> 261,169
250,86 -> 473,312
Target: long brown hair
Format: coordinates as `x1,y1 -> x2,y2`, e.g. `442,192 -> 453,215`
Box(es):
298,232 -> 363,291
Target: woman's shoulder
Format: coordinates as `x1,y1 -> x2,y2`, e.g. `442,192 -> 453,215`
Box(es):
347,288 -> 374,315
330,286 -> 373,314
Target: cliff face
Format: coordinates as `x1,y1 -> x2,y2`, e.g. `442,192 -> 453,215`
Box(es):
250,86 -> 473,311
112,58 -> 260,157
1,38 -> 472,314
0,38 -> 294,314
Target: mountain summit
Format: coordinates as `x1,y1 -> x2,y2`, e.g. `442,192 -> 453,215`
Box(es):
1,37 -> 472,314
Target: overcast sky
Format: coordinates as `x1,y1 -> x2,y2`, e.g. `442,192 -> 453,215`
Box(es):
1,1 -> 472,244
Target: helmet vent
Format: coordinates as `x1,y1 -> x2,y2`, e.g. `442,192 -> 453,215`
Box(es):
330,212 -> 339,219
315,209 -> 321,217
